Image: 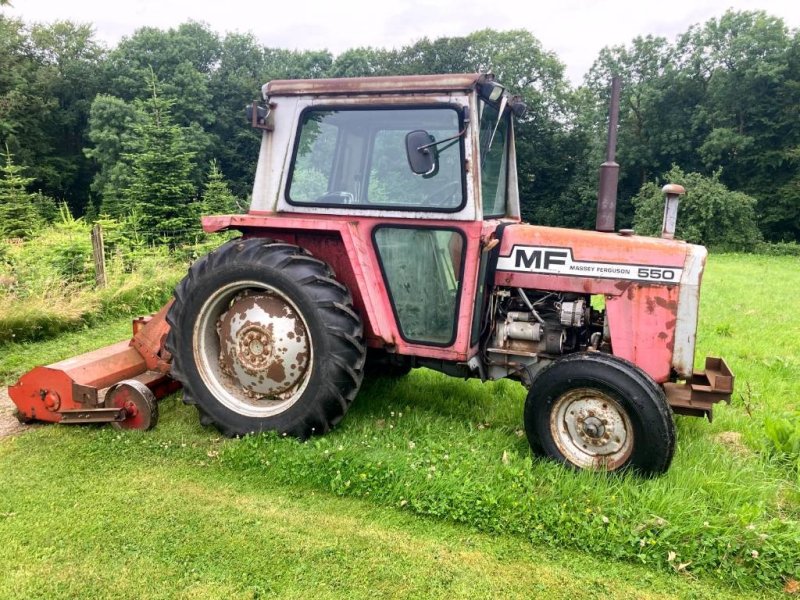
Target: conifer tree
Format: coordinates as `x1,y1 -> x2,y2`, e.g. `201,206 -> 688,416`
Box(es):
202,159 -> 240,215
0,146 -> 40,239
125,74 -> 200,244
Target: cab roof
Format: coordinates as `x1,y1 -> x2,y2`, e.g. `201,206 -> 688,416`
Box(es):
263,73 -> 488,97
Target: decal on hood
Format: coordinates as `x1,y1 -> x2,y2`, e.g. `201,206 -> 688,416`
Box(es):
496,245 -> 683,284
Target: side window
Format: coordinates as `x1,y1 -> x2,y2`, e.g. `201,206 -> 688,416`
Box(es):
291,118 -> 338,201
479,101 -> 509,217
374,227 -> 465,345
369,128 -> 462,207
287,108 -> 464,211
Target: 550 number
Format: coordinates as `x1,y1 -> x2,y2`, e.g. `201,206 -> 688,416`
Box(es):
637,267 -> 677,281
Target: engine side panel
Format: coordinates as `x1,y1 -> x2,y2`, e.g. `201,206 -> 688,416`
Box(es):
493,224 -> 690,383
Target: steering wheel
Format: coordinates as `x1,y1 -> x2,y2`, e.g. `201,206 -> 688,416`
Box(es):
423,180 -> 461,208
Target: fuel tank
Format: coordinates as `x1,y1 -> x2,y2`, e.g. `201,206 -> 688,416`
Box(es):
492,225 -> 705,383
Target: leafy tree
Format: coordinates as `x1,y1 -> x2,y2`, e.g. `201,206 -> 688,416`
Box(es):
0,147 -> 41,238
106,22 -> 221,186
632,166 -> 761,249
27,21 -> 106,212
207,32 -> 265,198
124,77 -> 200,244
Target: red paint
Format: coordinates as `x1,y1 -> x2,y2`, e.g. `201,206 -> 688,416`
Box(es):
8,310 -> 179,423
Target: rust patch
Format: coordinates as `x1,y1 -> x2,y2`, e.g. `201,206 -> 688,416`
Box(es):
266,358 -> 286,384
614,280 -> 630,292
265,73 -> 483,97
646,297 -> 656,315
658,332 -> 668,341
654,296 -> 678,312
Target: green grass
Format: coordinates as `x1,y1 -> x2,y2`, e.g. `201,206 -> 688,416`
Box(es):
1,253 -> 798,597
0,424 -> 777,599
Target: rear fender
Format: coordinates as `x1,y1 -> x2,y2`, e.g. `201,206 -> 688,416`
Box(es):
203,213 -> 485,361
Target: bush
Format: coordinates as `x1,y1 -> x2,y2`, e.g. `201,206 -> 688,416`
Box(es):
632,166 -> 762,250
754,241 -> 800,256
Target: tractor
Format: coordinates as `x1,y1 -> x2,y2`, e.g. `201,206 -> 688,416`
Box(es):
9,73 -> 733,474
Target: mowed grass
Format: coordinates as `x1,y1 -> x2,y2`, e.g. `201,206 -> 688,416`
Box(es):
0,253 -> 798,597
0,426 -> 763,600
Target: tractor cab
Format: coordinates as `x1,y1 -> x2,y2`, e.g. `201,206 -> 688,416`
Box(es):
247,73 -> 521,221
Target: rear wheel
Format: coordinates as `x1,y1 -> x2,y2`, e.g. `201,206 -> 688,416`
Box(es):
524,353 -> 675,475
166,238 -> 365,438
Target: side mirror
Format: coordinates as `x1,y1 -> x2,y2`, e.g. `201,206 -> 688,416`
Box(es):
405,130 -> 438,176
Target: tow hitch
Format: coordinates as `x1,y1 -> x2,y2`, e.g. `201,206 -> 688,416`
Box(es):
664,357 -> 734,420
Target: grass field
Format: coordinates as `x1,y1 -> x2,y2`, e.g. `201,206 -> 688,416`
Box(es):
0,253 -> 798,598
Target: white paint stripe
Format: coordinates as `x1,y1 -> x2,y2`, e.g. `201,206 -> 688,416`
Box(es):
497,245 -> 683,284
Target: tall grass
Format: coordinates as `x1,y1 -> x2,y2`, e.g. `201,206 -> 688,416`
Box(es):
0,217 -> 225,343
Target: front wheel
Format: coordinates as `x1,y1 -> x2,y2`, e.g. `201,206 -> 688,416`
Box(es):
166,238 -> 366,438
524,353 -> 675,475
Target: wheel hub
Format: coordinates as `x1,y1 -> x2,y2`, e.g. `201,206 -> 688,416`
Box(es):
550,388 -> 633,469
581,415 -> 605,439
237,326 -> 273,370
217,291 -> 310,400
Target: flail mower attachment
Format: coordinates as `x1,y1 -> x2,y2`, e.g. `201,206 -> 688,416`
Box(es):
8,302 -> 180,431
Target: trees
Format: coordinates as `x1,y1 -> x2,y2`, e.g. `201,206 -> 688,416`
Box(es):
0,147 -> 41,239
202,160 -> 240,215
586,10 -> 800,241
0,12 -> 797,243
124,79 -> 200,244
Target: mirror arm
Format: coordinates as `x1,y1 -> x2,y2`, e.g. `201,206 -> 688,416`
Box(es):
416,125 -> 468,153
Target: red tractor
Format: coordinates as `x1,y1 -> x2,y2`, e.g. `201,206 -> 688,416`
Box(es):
10,74 -> 733,474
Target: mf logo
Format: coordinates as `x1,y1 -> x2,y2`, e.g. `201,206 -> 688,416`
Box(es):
514,248 -> 568,270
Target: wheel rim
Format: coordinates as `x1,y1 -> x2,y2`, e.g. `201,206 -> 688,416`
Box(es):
550,387 -> 633,470
193,280 -> 313,418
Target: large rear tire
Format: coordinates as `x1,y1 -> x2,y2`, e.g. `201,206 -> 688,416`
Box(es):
166,238 -> 365,438
524,353 -> 675,475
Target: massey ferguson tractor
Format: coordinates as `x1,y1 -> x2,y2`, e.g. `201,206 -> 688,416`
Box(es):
9,73 -> 734,474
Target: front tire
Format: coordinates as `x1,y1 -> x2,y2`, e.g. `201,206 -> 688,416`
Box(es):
524,353 -> 675,475
166,238 -> 365,438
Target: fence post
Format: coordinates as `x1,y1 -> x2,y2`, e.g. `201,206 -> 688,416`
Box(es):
91,223 -> 107,288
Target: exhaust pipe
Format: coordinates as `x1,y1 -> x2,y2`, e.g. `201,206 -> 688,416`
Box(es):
596,76 -> 621,232
661,184 -> 686,239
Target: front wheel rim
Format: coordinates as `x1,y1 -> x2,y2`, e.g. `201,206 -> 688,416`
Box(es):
550,387 -> 634,470
192,280 -> 314,418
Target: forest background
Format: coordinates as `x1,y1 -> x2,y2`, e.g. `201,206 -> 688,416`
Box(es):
1,9 -> 799,249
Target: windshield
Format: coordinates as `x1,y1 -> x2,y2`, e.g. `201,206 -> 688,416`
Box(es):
479,101 -> 509,218
287,107 -> 465,211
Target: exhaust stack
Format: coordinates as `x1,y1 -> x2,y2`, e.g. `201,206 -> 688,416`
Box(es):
596,76 -> 621,232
